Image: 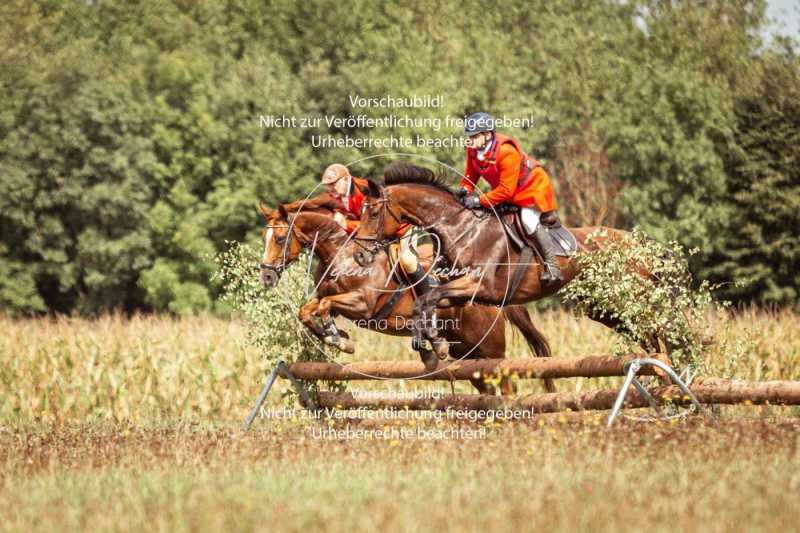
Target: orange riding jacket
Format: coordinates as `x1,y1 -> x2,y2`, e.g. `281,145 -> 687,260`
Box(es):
460,133 -> 557,212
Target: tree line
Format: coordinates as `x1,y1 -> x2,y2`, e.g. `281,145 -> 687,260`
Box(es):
0,0 -> 797,315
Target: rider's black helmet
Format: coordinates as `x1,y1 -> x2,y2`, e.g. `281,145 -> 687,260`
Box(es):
464,112 -> 496,136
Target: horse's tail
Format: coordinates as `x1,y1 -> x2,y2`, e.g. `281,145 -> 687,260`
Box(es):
503,306 -> 556,393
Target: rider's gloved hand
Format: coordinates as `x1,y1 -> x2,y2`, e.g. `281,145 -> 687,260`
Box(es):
462,195 -> 481,209
455,187 -> 469,199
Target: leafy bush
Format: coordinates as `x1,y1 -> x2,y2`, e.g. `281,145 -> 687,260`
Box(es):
213,242 -> 327,364
213,241 -> 340,400
562,229 -> 722,371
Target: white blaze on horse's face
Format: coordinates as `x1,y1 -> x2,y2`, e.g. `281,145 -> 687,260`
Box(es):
262,227 -> 274,266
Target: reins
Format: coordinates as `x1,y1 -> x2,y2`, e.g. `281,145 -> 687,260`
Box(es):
358,186 -> 492,252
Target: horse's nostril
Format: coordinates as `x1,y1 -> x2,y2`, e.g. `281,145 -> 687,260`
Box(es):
260,269 -> 278,288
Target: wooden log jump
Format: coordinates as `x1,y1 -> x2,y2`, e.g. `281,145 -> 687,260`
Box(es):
316,378 -> 800,413
287,353 -> 667,381
242,356 -> 800,431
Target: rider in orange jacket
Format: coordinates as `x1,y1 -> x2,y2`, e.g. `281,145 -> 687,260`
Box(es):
457,112 -> 563,282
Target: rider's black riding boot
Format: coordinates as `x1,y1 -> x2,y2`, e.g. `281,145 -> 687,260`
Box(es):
406,264 -> 438,296
533,225 -> 563,283
407,263 -> 448,361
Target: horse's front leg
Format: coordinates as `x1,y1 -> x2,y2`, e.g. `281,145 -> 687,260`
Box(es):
298,297 -> 354,353
298,298 -> 327,340
411,275 -> 489,365
316,292 -> 374,354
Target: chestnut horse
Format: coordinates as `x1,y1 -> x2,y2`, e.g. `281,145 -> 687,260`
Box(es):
258,196 -> 556,393
355,162 -> 663,360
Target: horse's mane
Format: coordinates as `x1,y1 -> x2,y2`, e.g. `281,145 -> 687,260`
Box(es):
291,210 -> 346,240
382,161 -> 455,196
281,193 -> 340,214
287,209 -> 344,231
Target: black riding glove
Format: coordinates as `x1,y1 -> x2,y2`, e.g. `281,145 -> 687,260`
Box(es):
462,195 -> 482,209
455,187 -> 469,199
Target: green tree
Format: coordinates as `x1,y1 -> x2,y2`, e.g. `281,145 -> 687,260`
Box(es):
709,48 -> 800,305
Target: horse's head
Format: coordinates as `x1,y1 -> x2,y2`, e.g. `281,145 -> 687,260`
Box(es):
258,203 -> 305,289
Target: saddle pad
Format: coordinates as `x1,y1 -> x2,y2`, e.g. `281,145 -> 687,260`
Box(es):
548,226 -> 578,257
502,211 -> 577,257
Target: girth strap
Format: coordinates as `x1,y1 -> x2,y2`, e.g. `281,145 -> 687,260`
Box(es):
371,285 -> 408,322
507,246 -> 534,301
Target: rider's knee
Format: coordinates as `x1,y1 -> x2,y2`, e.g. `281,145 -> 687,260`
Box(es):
521,207 -> 541,234
399,249 -> 418,272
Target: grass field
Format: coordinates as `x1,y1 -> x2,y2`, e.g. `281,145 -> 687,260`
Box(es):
1,308 -> 799,532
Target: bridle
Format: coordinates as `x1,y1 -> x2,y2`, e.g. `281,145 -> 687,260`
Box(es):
260,213 -> 346,275
355,187 -> 404,247
348,188 -> 408,267
259,223 -> 293,276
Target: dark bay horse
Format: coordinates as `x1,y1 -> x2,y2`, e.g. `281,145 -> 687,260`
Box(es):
258,196 -> 556,393
354,163 -> 657,359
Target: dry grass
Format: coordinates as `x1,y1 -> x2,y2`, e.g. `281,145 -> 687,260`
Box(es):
1,418 -> 799,532
1,308 -> 799,532
1,307 -> 798,424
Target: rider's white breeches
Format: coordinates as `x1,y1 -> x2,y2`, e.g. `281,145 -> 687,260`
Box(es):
521,207 -> 542,234
399,231 -> 419,272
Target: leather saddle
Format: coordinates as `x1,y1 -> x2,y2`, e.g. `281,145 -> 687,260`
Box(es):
497,208 -> 577,257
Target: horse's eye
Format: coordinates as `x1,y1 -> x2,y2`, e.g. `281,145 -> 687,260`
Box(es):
276,236 -> 286,244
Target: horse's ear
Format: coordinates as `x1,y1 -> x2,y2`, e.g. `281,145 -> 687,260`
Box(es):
258,201 -> 273,220
277,203 -> 289,218
363,179 -> 383,198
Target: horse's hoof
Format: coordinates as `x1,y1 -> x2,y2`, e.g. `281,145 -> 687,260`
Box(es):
420,350 -> 440,372
432,337 -> 449,360
337,338 -> 355,354
323,336 -> 354,354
